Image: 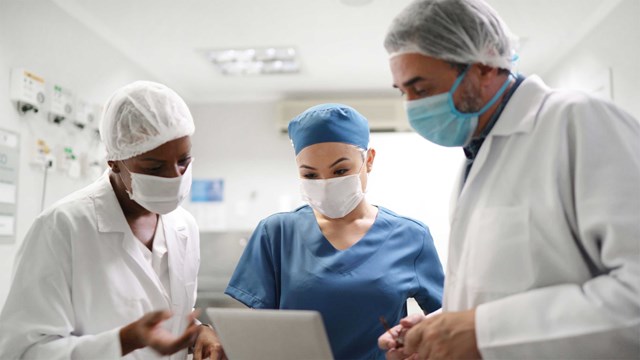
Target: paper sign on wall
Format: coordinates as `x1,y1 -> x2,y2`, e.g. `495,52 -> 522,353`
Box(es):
191,179 -> 224,202
0,128 -> 20,243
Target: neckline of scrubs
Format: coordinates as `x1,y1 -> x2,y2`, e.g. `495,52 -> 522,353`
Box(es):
302,205 -> 393,274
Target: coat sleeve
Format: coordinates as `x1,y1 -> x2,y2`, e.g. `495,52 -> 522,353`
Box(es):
0,211 -> 122,360
476,95 -> 640,358
224,220 -> 279,309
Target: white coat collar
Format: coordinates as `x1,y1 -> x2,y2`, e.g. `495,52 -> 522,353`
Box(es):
489,75 -> 551,137
92,171 -> 130,234
91,171 -> 190,306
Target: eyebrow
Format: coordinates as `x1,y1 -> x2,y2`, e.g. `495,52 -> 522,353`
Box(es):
393,76 -> 425,89
139,157 -> 164,162
139,152 -> 191,163
298,157 -> 350,170
329,157 -> 349,168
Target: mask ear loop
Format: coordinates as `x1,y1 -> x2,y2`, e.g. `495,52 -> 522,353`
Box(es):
358,148 -> 369,172
358,148 -> 369,194
117,160 -> 135,197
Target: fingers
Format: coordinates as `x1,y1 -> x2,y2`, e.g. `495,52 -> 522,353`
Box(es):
403,315 -> 435,358
210,343 -> 224,360
144,310 -> 172,327
403,321 -> 423,354
379,336 -> 396,350
193,332 -> 204,360
385,348 -> 412,360
200,340 -> 224,360
165,322 -> 200,354
380,320 -> 413,350
208,331 -> 225,360
399,313 -> 425,328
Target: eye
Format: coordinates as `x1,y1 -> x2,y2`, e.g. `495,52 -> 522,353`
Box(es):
302,173 -> 318,179
178,157 -> 191,167
411,83 -> 435,98
412,85 -> 432,97
334,168 -> 349,176
414,88 -> 427,96
145,165 -> 163,172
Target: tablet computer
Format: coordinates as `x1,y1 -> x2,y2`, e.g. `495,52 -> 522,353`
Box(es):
205,308 -> 334,360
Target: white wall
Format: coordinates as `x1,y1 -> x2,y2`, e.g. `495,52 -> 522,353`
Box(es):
0,1 -> 156,307
543,0 -> 640,120
185,102 -> 301,231
185,102 -> 462,267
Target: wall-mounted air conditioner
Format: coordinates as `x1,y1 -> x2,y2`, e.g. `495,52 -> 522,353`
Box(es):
277,98 -> 410,133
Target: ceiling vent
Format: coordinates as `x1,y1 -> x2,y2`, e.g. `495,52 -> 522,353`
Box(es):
277,98 -> 410,133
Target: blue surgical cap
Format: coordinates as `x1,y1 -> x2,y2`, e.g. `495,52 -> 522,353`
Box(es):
288,103 -> 370,155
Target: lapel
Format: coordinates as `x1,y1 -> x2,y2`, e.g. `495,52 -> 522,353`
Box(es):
163,214 -> 189,306
93,173 -> 170,305
455,75 -> 550,208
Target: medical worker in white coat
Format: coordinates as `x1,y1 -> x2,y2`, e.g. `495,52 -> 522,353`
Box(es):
377,0 -> 640,359
0,81 -> 222,359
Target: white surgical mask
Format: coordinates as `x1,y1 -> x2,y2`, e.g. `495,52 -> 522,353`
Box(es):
300,155 -> 366,219
119,160 -> 193,215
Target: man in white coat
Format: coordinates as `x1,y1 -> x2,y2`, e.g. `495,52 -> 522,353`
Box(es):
0,81 -> 223,359
378,0 -> 640,358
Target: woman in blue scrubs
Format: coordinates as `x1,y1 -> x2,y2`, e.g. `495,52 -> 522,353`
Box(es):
225,103 -> 444,359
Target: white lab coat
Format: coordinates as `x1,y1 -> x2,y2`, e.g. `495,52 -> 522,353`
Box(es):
0,172 -> 200,359
444,75 -> 640,358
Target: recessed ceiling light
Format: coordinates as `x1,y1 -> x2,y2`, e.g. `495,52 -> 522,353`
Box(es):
206,47 -> 300,76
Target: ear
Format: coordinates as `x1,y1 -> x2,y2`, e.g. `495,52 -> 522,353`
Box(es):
107,160 -> 120,173
366,148 -> 376,173
474,64 -> 504,95
476,63 -> 499,80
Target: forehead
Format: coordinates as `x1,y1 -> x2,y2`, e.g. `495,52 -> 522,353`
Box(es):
131,135 -> 192,160
389,53 -> 453,86
296,142 -> 362,163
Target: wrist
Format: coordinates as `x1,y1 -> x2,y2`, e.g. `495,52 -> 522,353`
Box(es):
188,323 -> 214,354
119,322 -> 144,356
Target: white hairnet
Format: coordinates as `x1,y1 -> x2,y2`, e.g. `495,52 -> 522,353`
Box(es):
384,0 -> 518,70
99,81 -> 195,160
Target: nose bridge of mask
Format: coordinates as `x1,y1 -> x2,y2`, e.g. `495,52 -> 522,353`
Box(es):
300,169 -> 365,219
128,162 -> 192,201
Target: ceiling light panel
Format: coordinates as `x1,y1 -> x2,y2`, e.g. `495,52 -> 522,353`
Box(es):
206,47 -> 300,76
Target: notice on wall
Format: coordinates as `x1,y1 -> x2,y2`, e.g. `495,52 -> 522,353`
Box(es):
0,183 -> 16,204
191,179 -> 224,202
0,128 -> 20,243
186,178 -> 226,231
0,215 -> 15,237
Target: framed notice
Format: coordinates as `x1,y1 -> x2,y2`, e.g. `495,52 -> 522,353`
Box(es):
191,179 -> 224,203
0,128 -> 19,243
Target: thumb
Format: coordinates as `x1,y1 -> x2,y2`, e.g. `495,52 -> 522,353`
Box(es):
189,308 -> 202,322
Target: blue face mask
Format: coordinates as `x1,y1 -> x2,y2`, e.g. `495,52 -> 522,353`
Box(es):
405,67 -> 511,147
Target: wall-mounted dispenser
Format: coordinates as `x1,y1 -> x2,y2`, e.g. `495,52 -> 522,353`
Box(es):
10,68 -> 46,114
74,99 -> 98,130
49,84 -> 74,125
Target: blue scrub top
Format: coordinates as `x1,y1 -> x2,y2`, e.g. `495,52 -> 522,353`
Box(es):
225,205 -> 444,360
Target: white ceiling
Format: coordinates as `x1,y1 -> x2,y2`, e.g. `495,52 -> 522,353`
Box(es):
51,0 -> 623,103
